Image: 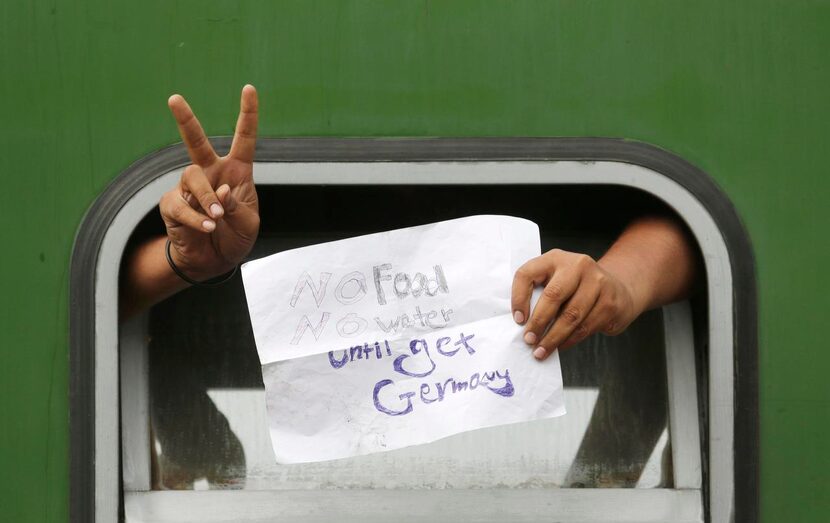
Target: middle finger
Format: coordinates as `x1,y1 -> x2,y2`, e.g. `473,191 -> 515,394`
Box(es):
534,280 -> 601,360
524,267 -> 580,345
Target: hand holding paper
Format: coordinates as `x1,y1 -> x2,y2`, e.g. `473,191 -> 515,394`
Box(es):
242,215 -> 566,463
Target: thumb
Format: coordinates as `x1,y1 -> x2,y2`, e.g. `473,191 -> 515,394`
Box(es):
216,183 -> 259,240
217,184 -> 238,213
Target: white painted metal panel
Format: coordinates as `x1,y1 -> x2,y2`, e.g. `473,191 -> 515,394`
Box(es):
663,302 -> 703,489
120,313 -> 152,491
125,489 -> 703,523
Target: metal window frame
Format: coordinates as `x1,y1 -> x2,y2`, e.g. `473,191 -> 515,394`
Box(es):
70,138 -> 758,523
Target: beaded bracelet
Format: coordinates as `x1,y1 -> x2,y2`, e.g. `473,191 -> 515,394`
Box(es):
165,238 -> 238,286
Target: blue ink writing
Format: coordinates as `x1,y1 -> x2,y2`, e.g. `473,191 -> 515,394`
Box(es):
328,340 -> 393,369
373,368 -> 514,416
393,339 -> 437,377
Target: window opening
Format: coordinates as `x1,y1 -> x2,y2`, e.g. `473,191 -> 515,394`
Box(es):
137,185 -> 685,492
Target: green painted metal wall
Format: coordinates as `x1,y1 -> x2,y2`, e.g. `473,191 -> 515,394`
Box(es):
1,1 -> 827,521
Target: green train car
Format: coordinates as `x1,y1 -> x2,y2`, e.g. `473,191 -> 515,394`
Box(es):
2,2 -> 827,522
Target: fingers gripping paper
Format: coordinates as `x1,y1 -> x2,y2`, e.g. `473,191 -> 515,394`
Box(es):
241,215 -> 566,463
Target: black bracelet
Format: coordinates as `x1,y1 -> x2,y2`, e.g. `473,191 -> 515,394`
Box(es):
165,238 -> 238,286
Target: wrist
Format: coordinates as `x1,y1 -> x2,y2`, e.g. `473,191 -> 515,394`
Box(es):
166,239 -> 237,285
167,241 -> 207,282
597,255 -> 653,318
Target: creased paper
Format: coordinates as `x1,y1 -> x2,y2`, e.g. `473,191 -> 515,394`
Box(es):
241,215 -> 566,463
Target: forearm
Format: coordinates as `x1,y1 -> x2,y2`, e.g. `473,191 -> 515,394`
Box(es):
597,215 -> 698,316
119,236 -> 190,319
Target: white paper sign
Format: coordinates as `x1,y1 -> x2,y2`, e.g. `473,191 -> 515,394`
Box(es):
242,215 -> 566,463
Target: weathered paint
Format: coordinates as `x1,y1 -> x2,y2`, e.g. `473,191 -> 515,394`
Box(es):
0,1 -> 828,521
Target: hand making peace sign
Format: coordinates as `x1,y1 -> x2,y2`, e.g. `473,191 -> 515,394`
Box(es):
160,85 -> 260,282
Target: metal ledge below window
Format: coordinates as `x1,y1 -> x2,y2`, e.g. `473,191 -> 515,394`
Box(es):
125,489 -> 703,523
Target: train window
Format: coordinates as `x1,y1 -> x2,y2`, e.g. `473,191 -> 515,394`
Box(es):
70,139 -> 757,523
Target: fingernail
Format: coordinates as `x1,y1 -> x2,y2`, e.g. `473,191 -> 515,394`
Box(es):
210,203 -> 224,218
533,347 -> 547,360
524,332 -> 537,345
202,219 -> 215,231
513,310 -> 525,324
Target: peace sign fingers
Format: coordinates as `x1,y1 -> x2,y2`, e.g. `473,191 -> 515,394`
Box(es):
168,94 -> 219,168
229,84 -> 259,164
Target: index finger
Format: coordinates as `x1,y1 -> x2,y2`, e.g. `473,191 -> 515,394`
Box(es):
229,84 -> 259,163
168,94 -> 218,167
